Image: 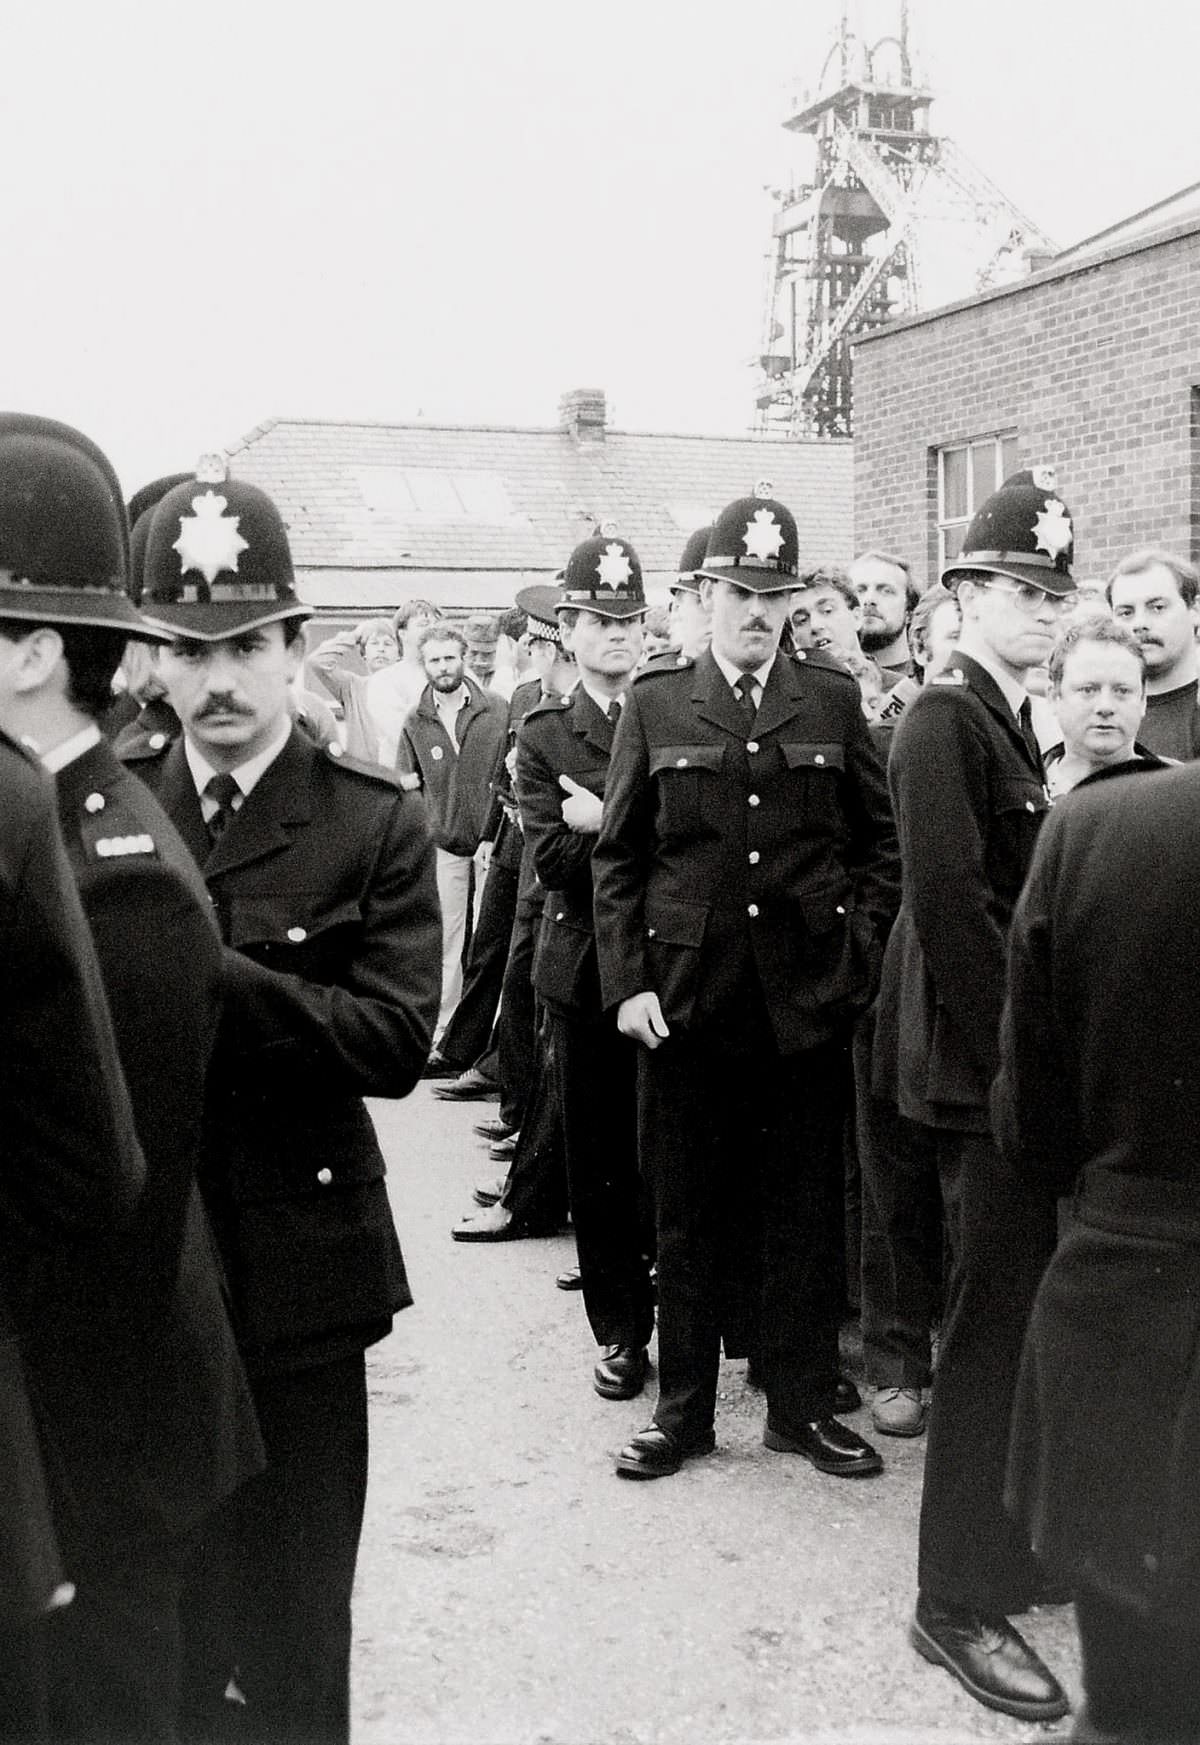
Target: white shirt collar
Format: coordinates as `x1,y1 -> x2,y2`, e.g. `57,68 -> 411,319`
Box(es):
39,722 -> 102,775
183,716 -> 293,801
958,645 -> 1028,719
710,649 -> 776,695
579,679 -> 626,718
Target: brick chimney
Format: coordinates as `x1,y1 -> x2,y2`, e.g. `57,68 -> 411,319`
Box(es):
559,387 -> 607,443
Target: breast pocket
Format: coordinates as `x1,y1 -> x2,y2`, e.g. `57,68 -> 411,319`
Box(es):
649,744 -> 727,836
992,778 -> 1050,896
225,895 -> 365,985
780,742 -> 846,827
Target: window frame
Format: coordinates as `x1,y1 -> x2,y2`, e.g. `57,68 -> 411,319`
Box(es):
936,433 -> 1019,569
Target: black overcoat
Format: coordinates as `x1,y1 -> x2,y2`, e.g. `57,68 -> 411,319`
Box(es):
994,759 -> 1200,1620
871,653 -> 1050,1129
125,727 -> 441,1376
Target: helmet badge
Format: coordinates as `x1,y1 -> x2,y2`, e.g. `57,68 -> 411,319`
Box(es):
173,491 -> 250,586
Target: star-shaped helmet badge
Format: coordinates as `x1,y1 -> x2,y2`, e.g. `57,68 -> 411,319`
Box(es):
173,491 -> 250,585
742,508 -> 784,563
1032,499 -> 1072,559
596,542 -> 632,590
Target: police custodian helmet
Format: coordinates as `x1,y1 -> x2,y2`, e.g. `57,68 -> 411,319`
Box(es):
697,483 -> 799,592
942,466 -> 1076,596
140,459 -> 311,640
557,529 -> 646,620
671,526 -> 712,597
0,412 -> 159,636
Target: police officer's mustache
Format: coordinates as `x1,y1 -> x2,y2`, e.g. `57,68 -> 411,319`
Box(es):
197,694 -> 252,718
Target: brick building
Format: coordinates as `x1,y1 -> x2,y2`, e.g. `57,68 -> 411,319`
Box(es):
851,188 -> 1200,586
225,389 -> 853,632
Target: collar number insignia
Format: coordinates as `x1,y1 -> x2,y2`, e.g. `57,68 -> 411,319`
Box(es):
596,542 -> 632,590
173,491 -> 250,585
1033,499 -> 1072,558
742,508 -> 784,562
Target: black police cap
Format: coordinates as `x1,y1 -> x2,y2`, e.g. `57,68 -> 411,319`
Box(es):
515,582 -> 566,645
943,466 -> 1076,596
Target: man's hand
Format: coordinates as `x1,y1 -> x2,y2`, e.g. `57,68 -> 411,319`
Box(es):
617,991 -> 670,1049
559,773 -> 603,833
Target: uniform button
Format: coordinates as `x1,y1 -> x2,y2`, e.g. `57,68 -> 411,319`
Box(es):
747,903 -> 759,918
1025,800 -> 1036,812
328,742 -> 343,757
675,757 -> 688,767
148,732 -> 167,750
748,850 -> 760,865
555,911 -> 565,921
836,905 -> 846,915
431,746 -> 444,760
287,926 -> 307,943
84,792 -> 105,813
814,754 -> 826,766
316,1168 -> 333,1185
746,740 -> 759,754
647,926 -> 657,938
748,793 -> 760,807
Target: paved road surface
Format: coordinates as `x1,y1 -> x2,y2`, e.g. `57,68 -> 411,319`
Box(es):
351,1086 -> 1081,1744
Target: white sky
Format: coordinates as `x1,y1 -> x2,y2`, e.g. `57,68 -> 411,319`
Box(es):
8,0 -> 1198,490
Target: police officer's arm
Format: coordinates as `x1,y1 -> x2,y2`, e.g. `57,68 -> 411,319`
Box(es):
836,682 -> 901,932
591,690 -> 668,1046
992,810 -> 1084,1193
890,690 -> 1008,1078
0,794 -> 145,1235
218,790 -> 441,1098
513,716 -> 598,888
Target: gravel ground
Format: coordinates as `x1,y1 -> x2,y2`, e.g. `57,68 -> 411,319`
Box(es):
351,1086 -> 1081,1744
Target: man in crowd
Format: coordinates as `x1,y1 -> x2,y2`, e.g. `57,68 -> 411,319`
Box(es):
307,617 -> 399,760
668,527 -> 713,659
594,489 -> 897,1480
1107,549 -> 1200,759
1044,616 -> 1167,794
0,417 -> 263,1743
639,606 -> 676,663
505,536 -> 655,1397
127,467 -> 441,1744
365,597 -> 444,764
789,563 -> 913,728
907,585 -> 961,683
399,621 -> 508,1049
849,550 -> 918,676
872,469 -> 1075,1723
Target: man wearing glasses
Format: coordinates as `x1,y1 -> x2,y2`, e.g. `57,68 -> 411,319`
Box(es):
871,470 -> 1076,1724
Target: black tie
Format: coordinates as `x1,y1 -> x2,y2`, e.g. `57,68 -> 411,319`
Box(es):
735,673 -> 758,725
608,700 -> 622,728
1017,699 -> 1042,770
204,772 -> 241,844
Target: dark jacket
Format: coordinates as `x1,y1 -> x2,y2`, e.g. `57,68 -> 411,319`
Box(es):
871,653 -> 1050,1128
515,685 -> 618,1017
592,648 -> 899,1054
0,732 -> 145,1612
27,738 -> 264,1564
397,679 -> 507,856
996,762 -> 1200,1618
125,727 -> 441,1377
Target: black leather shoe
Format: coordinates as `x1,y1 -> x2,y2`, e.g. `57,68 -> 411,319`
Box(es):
910,1595 -> 1070,1722
593,1344 -> 648,1401
421,1052 -> 460,1080
555,1266 -> 583,1291
451,1205 -> 554,1243
489,1133 -> 519,1162
615,1425 -> 716,1479
763,1416 -> 883,1476
433,1067 -> 499,1101
474,1117 -> 517,1141
835,1376 -> 862,1414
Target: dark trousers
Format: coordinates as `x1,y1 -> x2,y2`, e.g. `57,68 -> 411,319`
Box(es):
44,1543 -> 184,1743
855,1015 -> 944,1388
640,1030 -> 847,1442
180,1354 -> 368,1745
917,1127 -> 1058,1612
437,861 -> 518,1072
0,1621 -> 45,1744
499,1005 -> 568,1231
494,904 -> 539,1130
1076,1582 -> 1200,1740
548,1009 -> 653,1351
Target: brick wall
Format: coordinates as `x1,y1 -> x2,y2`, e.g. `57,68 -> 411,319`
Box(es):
852,219 -> 1200,587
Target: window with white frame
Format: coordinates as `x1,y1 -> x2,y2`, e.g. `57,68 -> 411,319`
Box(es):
937,434 -> 1019,567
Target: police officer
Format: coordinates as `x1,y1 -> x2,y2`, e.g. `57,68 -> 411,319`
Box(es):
871,469 -> 1076,1722
667,527 -> 713,660
0,415 -> 264,1742
127,463 -> 441,1744
593,489 -> 898,1479
508,537 -> 655,1395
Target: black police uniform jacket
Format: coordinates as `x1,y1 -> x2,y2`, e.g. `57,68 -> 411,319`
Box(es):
515,684 -> 618,1017
592,648 -> 899,1048
994,760 -> 1200,1622
0,732 -> 146,1613
126,726 -> 441,1377
25,738 -> 264,1566
871,653 -> 1050,1130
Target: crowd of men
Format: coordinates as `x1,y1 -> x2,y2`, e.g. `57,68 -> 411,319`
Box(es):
3,416 -> 1199,1745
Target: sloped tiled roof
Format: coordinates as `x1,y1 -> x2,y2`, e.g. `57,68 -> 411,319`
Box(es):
225,417 -> 853,592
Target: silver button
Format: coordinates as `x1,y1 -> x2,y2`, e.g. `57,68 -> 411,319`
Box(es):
836,905 -> 846,916
748,851 -> 760,865
84,792 -> 105,814
796,649 -> 807,661
675,757 -> 688,767
747,741 -> 759,754
431,746 -> 444,760
328,742 -> 343,757
149,732 -> 167,750
316,1168 -> 333,1186
647,926 -> 657,938
748,793 -> 760,807
287,926 -> 307,943
814,754 -> 826,766
1025,800 -> 1036,812
747,904 -> 759,918
555,911 -> 565,921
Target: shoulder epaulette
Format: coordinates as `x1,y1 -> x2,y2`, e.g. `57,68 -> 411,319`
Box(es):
321,741 -> 406,788
792,647 -> 856,683
523,693 -> 574,720
634,654 -> 693,682
930,666 -> 969,687
117,726 -> 174,763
